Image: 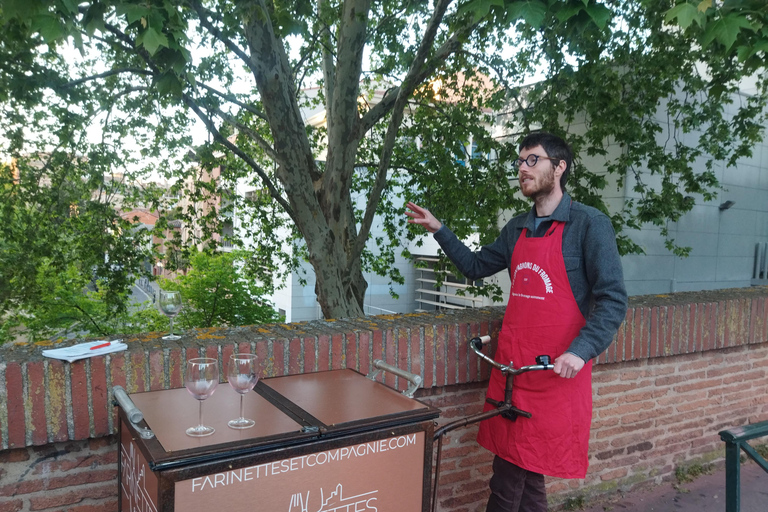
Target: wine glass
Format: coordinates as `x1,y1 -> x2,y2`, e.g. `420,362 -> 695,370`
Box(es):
185,357 -> 219,437
158,290 -> 183,340
227,353 -> 260,429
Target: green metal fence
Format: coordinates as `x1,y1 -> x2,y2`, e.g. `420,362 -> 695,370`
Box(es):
719,420 -> 768,512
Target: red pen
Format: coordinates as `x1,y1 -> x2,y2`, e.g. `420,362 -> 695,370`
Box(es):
90,341 -> 112,350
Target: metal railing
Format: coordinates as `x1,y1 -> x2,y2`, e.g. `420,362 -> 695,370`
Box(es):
718,420 -> 768,512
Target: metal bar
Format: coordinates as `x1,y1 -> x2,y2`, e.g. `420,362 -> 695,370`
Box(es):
763,242 -> 768,279
741,442 -> 768,472
724,441 -> 741,512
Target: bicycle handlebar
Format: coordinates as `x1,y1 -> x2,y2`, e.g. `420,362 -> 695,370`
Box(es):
469,336 -> 555,375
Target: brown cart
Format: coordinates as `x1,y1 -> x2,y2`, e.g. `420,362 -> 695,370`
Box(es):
117,369 -> 440,512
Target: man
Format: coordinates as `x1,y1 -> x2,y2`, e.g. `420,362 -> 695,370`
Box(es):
406,132 -> 627,512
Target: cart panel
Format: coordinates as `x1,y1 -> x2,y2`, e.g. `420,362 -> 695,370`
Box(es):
173,431 -> 426,512
130,387 -> 302,452
120,421 -> 160,511
264,369 -> 428,426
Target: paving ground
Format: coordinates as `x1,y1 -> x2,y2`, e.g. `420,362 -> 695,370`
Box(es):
577,462 -> 766,512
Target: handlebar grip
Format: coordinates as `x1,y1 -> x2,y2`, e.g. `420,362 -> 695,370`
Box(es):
470,336 -> 491,350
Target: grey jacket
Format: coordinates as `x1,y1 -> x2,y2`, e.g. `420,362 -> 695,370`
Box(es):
433,192 -> 628,362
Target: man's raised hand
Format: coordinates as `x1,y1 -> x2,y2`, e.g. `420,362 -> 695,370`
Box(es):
405,202 -> 443,233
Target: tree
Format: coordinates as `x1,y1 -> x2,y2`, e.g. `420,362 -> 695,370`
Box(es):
162,250 -> 282,328
1,0 -> 766,322
665,0 -> 768,70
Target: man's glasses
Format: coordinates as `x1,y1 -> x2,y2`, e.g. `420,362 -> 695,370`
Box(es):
513,154 -> 560,168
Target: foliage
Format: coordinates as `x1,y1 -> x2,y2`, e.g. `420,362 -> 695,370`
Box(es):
159,251 -> 282,329
665,0 -> 768,68
0,250 -> 278,344
0,0 -> 766,322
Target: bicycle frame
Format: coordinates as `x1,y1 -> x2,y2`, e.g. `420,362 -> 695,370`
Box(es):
430,335 -> 554,512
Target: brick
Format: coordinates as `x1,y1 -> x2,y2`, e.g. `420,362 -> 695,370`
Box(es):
345,331 -> 358,372
0,500 -> 24,512
275,340 -> 288,376
288,338 -> 302,375
148,349 -> 164,391
70,361 -> 90,440
331,333 -> 344,370
457,323 -> 469,383
687,303 -> 696,353
26,361 -> 47,446
46,359 -> 69,443
168,347 -> 184,388
633,307 -> 647,359
371,330 -> 384,383
2,405 -> 23,451
447,325 -> 458,385
129,350 -> 148,393
435,324 -> 446,387
301,336 -> 316,374
28,482 -> 115,510
90,356 -> 109,437
358,331 -> 371,376
204,344 -> 218,361
622,309 -> 633,361
410,328 -> 422,386
257,340 -> 273,377
397,329 -> 408,391
64,501 -> 119,512
0,448 -> 30,463
384,329 -> 396,389
423,325 -> 435,388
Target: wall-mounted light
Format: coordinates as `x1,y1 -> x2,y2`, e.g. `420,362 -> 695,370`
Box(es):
719,200 -> 735,211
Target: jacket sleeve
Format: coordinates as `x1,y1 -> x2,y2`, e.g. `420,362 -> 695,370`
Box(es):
432,225 -> 509,281
566,215 -> 628,361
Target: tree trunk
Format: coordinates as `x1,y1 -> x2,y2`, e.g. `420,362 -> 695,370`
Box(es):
243,1 -> 369,320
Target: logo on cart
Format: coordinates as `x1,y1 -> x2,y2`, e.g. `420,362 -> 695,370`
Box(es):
511,261 -> 553,300
289,483 -> 378,512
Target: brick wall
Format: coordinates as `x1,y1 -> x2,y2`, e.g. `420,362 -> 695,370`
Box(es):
1,287 -> 767,511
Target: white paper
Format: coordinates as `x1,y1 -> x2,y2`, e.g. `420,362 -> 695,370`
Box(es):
42,340 -> 127,363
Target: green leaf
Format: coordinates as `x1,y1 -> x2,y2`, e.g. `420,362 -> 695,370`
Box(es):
586,4 -> 612,30
735,40 -> 768,61
115,4 -> 151,26
30,13 -> 65,43
507,0 -> 547,27
702,14 -> 755,50
59,0 -> 79,15
665,3 -> 701,30
140,27 -> 169,55
156,73 -> 182,97
556,4 -> 584,23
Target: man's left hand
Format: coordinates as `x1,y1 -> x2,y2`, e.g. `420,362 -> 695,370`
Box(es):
553,352 -> 585,379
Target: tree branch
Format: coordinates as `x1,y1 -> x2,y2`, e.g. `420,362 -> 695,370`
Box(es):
182,94 -> 294,219
59,68 -> 152,89
353,0 -> 460,262
210,105 -> 279,161
194,81 -> 268,121
189,0 -> 259,78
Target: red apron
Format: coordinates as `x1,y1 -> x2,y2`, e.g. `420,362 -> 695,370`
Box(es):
476,221 -> 592,479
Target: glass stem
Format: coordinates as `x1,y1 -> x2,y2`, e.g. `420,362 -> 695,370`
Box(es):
239,394 -> 244,420
169,317 -> 174,336
198,399 -> 203,428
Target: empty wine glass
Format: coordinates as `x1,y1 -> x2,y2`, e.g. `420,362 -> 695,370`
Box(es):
158,290 -> 183,340
185,357 -> 219,437
227,353 -> 259,429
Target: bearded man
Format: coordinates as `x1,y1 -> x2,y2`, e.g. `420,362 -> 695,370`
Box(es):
406,132 -> 627,512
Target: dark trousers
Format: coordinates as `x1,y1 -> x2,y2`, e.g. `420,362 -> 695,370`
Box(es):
485,456 -> 548,512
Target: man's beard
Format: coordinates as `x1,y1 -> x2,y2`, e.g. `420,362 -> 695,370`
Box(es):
521,166 -> 557,199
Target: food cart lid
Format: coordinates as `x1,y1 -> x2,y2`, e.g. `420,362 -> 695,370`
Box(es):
124,369 -> 438,465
